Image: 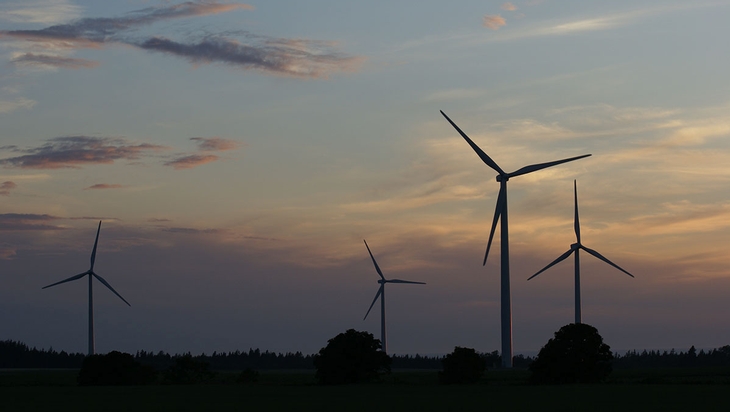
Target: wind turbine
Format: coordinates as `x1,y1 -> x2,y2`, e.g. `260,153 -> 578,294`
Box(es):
42,221 -> 130,356
527,180 -> 634,324
440,110 -> 590,368
363,240 -> 425,354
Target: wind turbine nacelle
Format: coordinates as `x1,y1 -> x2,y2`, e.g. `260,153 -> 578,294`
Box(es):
570,243 -> 580,249
378,279 -> 386,284
496,175 -> 509,183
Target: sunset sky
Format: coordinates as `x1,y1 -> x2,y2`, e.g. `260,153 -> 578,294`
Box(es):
2,0 -> 730,357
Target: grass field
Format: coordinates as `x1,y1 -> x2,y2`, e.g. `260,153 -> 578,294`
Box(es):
2,368 -> 729,412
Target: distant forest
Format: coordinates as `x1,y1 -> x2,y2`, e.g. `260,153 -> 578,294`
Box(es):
2,340 -> 730,370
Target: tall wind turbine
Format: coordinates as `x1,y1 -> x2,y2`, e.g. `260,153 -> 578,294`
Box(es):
440,110 -> 590,368
363,240 -> 425,354
527,180 -> 634,324
42,221 -> 130,356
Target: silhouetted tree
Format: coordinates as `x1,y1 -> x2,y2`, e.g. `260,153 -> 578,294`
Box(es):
438,347 -> 486,384
163,355 -> 215,384
237,368 -> 260,384
77,351 -> 157,386
313,329 -> 391,385
530,323 -> 613,384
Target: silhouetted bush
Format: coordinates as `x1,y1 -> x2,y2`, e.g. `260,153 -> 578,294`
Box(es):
163,355 -> 215,384
530,323 -> 613,384
237,368 -> 260,384
77,351 -> 157,386
438,346 -> 486,384
313,329 -> 391,385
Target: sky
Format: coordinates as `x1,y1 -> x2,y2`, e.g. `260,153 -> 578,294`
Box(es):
1,0 -> 730,357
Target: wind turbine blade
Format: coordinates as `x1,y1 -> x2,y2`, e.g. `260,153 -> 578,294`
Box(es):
484,185 -> 504,265
527,248 -> 574,280
440,111 -> 505,175
92,272 -> 131,306
42,271 -> 89,289
90,221 -> 102,270
363,285 -> 383,320
363,239 -> 385,280
387,279 -> 426,284
581,246 -> 635,278
507,154 -> 591,179
574,180 -> 581,244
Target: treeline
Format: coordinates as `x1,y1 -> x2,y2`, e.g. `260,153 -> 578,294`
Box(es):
3,340 -> 730,370
613,345 -> 730,369
0,340 -> 85,368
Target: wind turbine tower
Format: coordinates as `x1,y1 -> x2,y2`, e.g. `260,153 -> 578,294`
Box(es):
527,180 -> 634,324
440,111 -> 590,368
363,240 -> 425,354
42,221 -> 130,355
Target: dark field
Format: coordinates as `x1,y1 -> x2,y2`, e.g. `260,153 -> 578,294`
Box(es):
2,368 -> 730,412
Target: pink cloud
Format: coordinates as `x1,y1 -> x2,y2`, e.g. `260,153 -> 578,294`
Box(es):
164,154 -> 219,169
501,2 -> 517,11
483,14 -> 507,30
0,181 -> 17,196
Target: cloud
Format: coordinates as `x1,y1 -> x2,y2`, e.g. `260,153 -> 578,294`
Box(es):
11,53 -> 99,69
501,3 -> 517,11
0,0 -> 82,24
0,97 -> 36,113
0,213 -> 65,231
0,1 -> 254,45
190,137 -> 239,152
0,181 -> 17,196
84,183 -> 126,190
137,36 -> 363,78
0,1 -> 361,79
0,136 -> 167,169
0,244 -> 17,260
148,218 -> 171,223
483,14 -> 507,30
164,154 -> 219,169
161,226 -> 222,235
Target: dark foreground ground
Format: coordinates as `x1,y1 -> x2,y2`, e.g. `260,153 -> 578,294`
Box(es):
2,368 -> 730,412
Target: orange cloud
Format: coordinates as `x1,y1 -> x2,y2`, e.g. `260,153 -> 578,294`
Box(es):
483,14 -> 507,30
164,154 -> 219,169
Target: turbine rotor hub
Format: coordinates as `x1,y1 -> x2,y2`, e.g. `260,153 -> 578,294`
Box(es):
496,174 -> 509,182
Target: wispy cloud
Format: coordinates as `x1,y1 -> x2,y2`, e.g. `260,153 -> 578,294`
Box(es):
164,154 -> 219,169
0,0 -> 82,24
501,3 -> 517,11
84,183 -> 126,190
11,52 -> 99,69
136,36 -> 363,78
0,181 -> 17,196
0,136 -> 167,169
0,1 -> 362,79
190,137 -> 239,152
0,213 -> 64,231
161,226 -> 222,235
0,97 -> 36,113
483,14 -> 507,30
